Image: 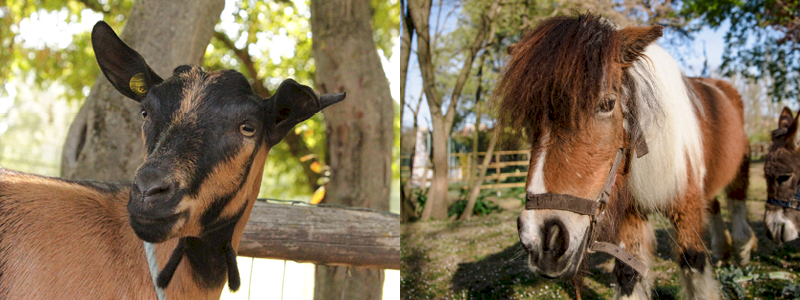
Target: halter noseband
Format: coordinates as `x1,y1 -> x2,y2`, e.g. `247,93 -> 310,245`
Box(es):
767,185 -> 800,211
525,143 -> 649,278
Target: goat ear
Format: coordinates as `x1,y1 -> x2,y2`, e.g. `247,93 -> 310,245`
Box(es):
779,106 -> 794,130
618,25 -> 663,66
92,21 -> 163,102
265,79 -> 345,147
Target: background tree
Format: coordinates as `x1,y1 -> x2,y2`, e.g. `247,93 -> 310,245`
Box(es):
408,0 -> 503,220
310,0 -> 394,298
680,0 -> 800,102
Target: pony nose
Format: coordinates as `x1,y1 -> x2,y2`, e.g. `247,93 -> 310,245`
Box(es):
543,223 -> 568,260
135,167 -> 172,204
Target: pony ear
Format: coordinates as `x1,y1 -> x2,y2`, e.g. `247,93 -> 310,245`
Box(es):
786,111 -> 800,151
265,79 -> 345,147
507,43 -> 518,55
618,25 -> 663,66
92,21 -> 163,102
779,106 -> 794,130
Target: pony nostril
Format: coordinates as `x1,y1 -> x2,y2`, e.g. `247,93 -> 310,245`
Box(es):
547,224 -> 560,251
543,223 -> 568,259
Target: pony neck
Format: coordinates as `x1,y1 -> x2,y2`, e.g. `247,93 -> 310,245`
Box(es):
152,146 -> 269,297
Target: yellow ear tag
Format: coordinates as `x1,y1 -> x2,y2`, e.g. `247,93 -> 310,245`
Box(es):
129,73 -> 147,96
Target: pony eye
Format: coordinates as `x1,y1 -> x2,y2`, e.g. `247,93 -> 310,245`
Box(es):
239,124 -> 256,137
141,110 -> 148,119
598,99 -> 615,113
776,174 -> 792,185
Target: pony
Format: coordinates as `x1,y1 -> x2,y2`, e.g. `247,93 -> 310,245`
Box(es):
0,21 -> 344,298
496,14 -> 754,300
763,106 -> 800,244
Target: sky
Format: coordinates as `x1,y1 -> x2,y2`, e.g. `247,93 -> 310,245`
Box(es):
401,10 -> 732,129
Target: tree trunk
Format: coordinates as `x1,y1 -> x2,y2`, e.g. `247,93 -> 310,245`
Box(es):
460,127 -> 497,220
310,0 -> 393,299
410,0 -> 502,220
421,114 -> 449,220
61,0 -> 225,181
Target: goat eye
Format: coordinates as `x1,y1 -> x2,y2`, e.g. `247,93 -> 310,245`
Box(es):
239,124 -> 256,137
598,99 -> 615,113
141,110 -> 148,119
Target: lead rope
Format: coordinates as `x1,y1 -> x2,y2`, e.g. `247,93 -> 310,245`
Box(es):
144,241 -> 167,300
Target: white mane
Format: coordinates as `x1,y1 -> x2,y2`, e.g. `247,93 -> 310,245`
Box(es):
626,44 -> 706,212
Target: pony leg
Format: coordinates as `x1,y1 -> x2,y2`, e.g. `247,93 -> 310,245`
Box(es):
613,212 -> 654,300
726,155 -> 756,266
667,193 -> 721,300
707,197 -> 732,266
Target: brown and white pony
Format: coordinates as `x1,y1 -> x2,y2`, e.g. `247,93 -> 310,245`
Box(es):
763,107 -> 800,244
497,14 -> 754,299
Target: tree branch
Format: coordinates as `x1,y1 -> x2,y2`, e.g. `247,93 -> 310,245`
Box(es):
213,30 -> 322,192
76,0 -> 110,14
213,30 -> 271,97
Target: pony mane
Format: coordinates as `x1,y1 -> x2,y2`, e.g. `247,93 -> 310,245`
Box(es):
626,44 -> 705,211
494,13 -> 621,142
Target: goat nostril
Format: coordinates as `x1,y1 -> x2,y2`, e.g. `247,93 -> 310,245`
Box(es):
136,179 -> 171,201
144,184 -> 170,197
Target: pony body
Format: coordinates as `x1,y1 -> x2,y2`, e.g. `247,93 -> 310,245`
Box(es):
501,14 -> 753,300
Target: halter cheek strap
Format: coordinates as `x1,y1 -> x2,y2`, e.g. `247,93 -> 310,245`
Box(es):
525,149 -> 649,278
767,194 -> 800,211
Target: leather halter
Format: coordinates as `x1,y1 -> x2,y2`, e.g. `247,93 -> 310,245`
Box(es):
767,180 -> 800,211
767,197 -> 800,211
525,137 -> 650,278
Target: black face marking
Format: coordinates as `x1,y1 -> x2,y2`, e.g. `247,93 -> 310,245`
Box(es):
199,152 -> 257,231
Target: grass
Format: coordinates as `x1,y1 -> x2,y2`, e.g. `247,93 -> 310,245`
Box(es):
401,162 -> 800,299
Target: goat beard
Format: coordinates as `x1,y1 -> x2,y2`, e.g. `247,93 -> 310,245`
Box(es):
155,238 -> 241,291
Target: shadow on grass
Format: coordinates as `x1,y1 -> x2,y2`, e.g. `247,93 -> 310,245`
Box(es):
401,246 -> 436,300
450,242 -> 609,300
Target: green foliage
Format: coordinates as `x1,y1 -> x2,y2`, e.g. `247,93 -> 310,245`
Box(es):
0,0 -> 133,101
717,264 -> 753,300
448,188 -> 502,218
680,0 -> 800,102
371,0 -> 400,58
717,264 -> 800,300
414,188 -> 427,217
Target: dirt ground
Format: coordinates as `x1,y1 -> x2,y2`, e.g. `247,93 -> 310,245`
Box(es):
401,162 -> 800,299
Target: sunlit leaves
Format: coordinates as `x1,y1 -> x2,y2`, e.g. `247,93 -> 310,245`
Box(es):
680,0 -> 800,102
371,0 -> 400,58
0,0 -> 133,101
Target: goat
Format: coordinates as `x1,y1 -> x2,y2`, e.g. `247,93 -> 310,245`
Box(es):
0,21 -> 344,299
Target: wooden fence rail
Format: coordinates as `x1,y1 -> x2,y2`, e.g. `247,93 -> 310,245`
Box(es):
238,201 -> 400,270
